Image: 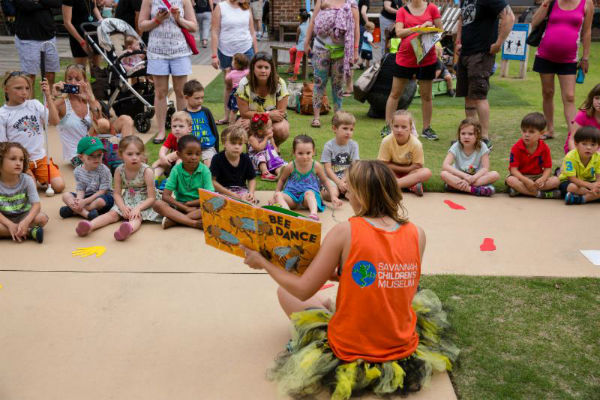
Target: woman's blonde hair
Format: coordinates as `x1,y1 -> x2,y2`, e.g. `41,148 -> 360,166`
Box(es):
346,160 -> 408,224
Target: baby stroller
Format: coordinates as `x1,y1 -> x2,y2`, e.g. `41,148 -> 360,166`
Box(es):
82,19 -> 176,134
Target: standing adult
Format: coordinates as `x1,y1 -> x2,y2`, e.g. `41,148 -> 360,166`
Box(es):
379,0 -> 402,57
211,0 -> 257,124
139,0 -> 197,144
115,0 -> 148,43
455,0 -> 514,148
383,0 -> 442,140
304,0 -> 359,128
195,0 -> 214,48
249,0 -> 263,39
235,53 -> 290,146
14,0 -> 61,97
531,0 -> 593,140
62,0 -> 104,67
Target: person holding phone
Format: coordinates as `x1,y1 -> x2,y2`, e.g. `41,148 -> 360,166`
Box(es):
139,0 -> 197,144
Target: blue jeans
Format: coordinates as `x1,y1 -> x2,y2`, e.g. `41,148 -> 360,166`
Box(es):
218,47 -> 255,70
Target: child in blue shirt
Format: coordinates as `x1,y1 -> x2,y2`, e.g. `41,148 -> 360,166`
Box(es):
183,79 -> 219,167
287,10 -> 310,82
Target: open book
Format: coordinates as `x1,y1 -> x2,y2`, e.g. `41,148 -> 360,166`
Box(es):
199,189 -> 322,275
409,27 -> 443,64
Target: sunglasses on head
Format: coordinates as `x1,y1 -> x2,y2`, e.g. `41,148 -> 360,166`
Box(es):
254,53 -> 272,62
3,71 -> 26,86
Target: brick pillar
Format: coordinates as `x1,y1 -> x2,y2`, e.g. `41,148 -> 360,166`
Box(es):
271,0 -> 305,33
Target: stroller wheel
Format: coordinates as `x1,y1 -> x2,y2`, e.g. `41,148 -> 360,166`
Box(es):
165,105 -> 175,130
134,113 -> 151,133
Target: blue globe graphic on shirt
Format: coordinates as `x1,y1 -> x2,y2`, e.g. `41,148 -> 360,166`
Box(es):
351,261 -> 377,288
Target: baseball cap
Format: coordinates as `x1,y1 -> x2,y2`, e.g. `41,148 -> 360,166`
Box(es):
77,136 -> 106,155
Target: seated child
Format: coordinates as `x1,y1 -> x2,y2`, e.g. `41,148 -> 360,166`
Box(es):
121,35 -> 145,75
359,21 -> 377,69
225,54 -> 250,123
506,112 -> 561,198
377,110 -> 432,196
0,72 -> 64,193
60,137 -> 114,220
440,118 -> 499,196
152,111 -> 193,180
75,136 -> 161,241
153,135 -> 214,229
0,142 -> 47,243
183,79 -> 219,167
559,126 -> 600,205
210,126 -> 257,203
248,113 -> 285,181
435,42 -> 455,97
272,135 -> 341,221
320,111 -> 360,201
565,84 -> 600,153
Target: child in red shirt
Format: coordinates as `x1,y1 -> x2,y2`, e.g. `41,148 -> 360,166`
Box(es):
242,160 -> 458,399
506,112 -> 561,198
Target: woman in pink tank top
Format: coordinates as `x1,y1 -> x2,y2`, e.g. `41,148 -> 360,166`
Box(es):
531,0 -> 593,140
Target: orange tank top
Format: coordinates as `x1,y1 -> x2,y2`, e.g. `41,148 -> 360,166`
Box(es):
328,217 -> 421,362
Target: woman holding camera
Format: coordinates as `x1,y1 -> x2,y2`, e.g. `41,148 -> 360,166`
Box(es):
139,0 -> 197,144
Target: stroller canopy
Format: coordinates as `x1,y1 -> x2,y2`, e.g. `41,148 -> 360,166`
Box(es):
97,18 -> 143,52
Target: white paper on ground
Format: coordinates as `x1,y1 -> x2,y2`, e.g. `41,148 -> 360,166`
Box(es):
580,250 -> 600,266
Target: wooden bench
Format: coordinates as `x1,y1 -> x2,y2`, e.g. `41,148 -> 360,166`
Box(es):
278,21 -> 300,42
270,45 -> 308,81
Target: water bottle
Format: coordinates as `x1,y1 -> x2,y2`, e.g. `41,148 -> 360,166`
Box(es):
576,67 -> 585,84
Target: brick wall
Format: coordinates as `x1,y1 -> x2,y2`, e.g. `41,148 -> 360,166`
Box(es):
271,0 -> 306,32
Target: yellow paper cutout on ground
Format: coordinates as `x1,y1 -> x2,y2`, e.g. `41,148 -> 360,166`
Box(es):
72,246 -> 106,258
199,189 -> 321,275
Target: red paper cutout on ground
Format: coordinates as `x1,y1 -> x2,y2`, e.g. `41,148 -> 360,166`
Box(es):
320,284 -> 334,290
444,200 -> 466,210
480,238 -> 496,251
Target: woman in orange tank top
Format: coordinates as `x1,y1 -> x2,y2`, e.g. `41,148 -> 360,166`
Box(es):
242,160 -> 458,399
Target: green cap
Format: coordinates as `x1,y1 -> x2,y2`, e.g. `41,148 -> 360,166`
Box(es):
77,136 -> 105,155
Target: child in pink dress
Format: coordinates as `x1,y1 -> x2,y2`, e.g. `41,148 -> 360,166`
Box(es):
225,53 -> 250,124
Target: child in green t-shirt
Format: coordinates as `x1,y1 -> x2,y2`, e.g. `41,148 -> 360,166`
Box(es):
153,136 -> 214,229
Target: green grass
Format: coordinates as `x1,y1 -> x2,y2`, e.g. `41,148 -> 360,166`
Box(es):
422,275 -> 600,400
148,42 -> 600,191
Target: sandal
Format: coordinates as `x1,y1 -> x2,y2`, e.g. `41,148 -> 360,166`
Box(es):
308,213 -> 320,221
541,133 -> 555,140
216,119 -> 228,125
261,172 -> 278,182
152,136 -> 165,144
311,119 -> 321,128
342,92 -> 353,97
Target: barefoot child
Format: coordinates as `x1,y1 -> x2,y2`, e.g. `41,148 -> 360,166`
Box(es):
225,54 -> 249,123
377,110 -> 432,196
152,111 -> 193,181
440,118 -> 499,196
242,160 -> 458,398
0,71 -> 64,193
506,112 -> 561,198
248,113 -> 285,181
60,137 -> 114,220
76,136 -> 161,240
153,135 -> 214,229
210,126 -> 257,203
0,142 -> 47,243
559,126 -> 600,204
183,80 -> 219,167
320,111 -> 360,201
273,135 -> 341,221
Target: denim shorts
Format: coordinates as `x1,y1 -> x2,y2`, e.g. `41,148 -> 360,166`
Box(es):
147,56 -> 192,76
218,48 -> 254,70
70,192 -> 115,214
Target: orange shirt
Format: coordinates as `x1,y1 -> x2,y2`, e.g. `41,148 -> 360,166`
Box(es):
328,217 -> 421,362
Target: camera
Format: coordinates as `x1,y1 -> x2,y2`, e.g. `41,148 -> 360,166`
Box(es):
61,84 -> 80,94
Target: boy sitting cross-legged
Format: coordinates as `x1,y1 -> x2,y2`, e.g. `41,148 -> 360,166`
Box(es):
559,126 -> 600,205
153,135 -> 214,229
377,110 -> 432,196
60,137 -> 114,220
506,112 -> 560,198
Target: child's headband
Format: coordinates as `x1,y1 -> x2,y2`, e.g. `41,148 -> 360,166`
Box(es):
251,113 -> 269,124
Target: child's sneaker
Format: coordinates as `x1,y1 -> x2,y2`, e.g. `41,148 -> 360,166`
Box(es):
76,220 -> 92,237
380,125 -> 391,138
59,206 -> 74,218
28,226 -> 43,243
421,127 -> 439,141
409,183 -> 424,197
308,213 -> 320,221
482,137 -> 493,151
87,209 -> 99,220
161,216 -> 177,230
537,189 -> 562,199
508,187 -> 519,197
472,185 -> 495,196
114,221 -> 134,241
565,192 -> 585,205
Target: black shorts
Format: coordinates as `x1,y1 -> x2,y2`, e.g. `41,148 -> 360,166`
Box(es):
533,56 -> 577,75
456,52 -> 495,100
393,62 -> 436,80
361,50 -> 373,61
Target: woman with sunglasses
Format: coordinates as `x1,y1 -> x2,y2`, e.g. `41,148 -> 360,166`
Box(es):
235,53 -> 290,146
304,0 -> 360,128
139,0 -> 198,144
211,0 -> 258,125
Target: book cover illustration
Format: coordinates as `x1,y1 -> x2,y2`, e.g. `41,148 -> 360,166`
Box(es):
199,189 -> 322,275
408,27 -> 443,64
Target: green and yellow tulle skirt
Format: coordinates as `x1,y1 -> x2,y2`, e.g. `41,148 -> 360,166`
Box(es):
267,289 -> 459,400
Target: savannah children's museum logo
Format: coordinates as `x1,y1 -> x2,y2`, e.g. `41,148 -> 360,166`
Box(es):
352,260 -> 418,289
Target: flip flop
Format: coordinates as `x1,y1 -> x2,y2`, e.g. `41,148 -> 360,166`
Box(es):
311,119 -> 321,128
152,136 -> 165,144
541,133 -> 555,140
114,222 -> 134,241
215,119 -> 228,125
261,172 -> 278,182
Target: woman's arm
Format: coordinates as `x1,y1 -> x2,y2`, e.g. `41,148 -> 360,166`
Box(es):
62,5 -> 86,44
395,21 -> 413,39
139,0 -> 168,32
93,0 -> 103,21
249,12 -> 258,53
580,0 -> 593,73
209,0 -> 214,11
236,97 -> 256,120
352,7 -> 360,62
211,4 -> 221,68
243,222 -> 348,300
531,0 -> 551,29
173,0 -> 198,32
383,0 -> 397,14
303,0 -> 321,52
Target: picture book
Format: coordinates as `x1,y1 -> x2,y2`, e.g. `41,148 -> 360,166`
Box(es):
198,189 -> 322,275
408,27 -> 443,64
